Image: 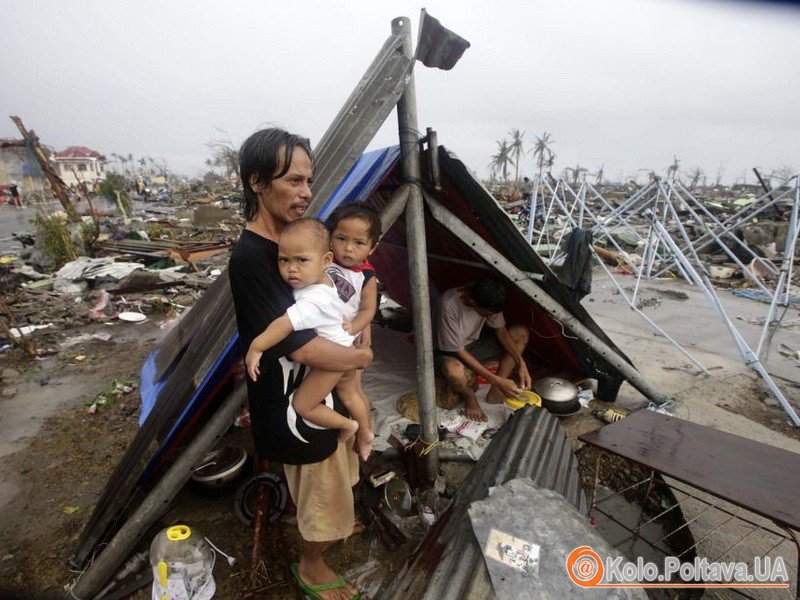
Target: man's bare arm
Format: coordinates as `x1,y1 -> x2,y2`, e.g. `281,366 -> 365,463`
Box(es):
289,337 -> 372,371
494,326 -> 523,366
494,325 -> 531,389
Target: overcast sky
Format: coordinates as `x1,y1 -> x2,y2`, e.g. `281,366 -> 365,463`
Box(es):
2,0 -> 798,184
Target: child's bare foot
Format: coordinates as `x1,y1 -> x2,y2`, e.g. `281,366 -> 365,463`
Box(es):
355,429 -> 374,461
338,419 -> 359,443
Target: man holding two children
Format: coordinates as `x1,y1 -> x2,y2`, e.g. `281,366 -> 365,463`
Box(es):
229,128 -> 532,599
229,128 -> 372,600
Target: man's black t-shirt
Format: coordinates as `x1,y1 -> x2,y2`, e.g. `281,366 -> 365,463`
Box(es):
229,229 -> 341,464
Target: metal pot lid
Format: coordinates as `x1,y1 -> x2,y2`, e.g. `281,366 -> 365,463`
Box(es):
534,377 -> 579,402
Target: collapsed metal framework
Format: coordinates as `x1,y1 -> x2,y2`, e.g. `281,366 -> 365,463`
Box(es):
524,173 -> 800,426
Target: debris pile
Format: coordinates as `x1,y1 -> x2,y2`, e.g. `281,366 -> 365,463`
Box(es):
0,182 -> 240,360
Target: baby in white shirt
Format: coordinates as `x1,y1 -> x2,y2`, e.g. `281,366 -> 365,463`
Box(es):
245,218 -> 374,460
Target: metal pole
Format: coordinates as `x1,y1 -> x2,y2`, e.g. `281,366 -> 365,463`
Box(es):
393,16 -> 438,483
753,167 -> 775,202
631,224 -> 654,307
596,248 -> 709,373
539,187 -> 707,373
671,183 -> 773,296
585,181 -> 645,245
535,178 -> 560,251
758,183 -> 800,360
676,181 -> 763,265
70,386 -> 246,599
577,180 -> 586,228
426,128 -> 441,190
591,183 -> 655,231
552,181 -> 582,255
377,185 -> 411,238
782,183 -> 800,305
756,271 -> 785,360
562,184 -> 645,278
681,185 -> 795,257
526,177 -> 539,243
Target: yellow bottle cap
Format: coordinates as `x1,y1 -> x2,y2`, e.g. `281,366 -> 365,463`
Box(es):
166,525 -> 191,541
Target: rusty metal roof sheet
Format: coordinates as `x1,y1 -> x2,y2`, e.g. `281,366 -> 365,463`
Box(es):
380,406 -> 586,599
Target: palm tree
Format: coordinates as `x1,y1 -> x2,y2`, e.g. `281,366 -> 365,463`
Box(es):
594,164 -> 605,185
666,155 -> 680,179
563,164 -> 587,187
489,139 -> 514,182
508,129 -> 525,184
686,167 -> 706,190
531,132 -> 555,177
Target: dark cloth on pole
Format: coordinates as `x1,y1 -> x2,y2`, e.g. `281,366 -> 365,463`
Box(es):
415,9 -> 470,71
553,228 -> 593,301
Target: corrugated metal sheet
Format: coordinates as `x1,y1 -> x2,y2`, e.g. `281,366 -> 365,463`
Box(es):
380,406 -> 586,599
308,32 -> 412,210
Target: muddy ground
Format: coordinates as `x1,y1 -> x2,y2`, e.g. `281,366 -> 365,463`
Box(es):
2,267 -> 800,599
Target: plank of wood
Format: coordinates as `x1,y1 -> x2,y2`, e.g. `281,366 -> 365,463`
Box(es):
579,409 -> 800,531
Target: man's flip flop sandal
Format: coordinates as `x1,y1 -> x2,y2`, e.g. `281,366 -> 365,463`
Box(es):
290,562 -> 360,600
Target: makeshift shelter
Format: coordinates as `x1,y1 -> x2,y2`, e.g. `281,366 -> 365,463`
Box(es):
69,13 -> 668,599
316,143 -> 635,394
72,139 -> 658,567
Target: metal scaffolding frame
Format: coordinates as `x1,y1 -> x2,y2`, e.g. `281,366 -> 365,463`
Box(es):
523,173 -> 800,426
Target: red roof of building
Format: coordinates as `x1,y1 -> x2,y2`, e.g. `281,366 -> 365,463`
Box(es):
55,146 -> 106,160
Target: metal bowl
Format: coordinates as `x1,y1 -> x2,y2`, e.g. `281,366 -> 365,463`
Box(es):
383,477 -> 413,519
534,377 -> 580,415
191,446 -> 248,488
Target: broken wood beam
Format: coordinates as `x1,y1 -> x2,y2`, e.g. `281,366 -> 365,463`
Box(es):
10,115 -> 80,222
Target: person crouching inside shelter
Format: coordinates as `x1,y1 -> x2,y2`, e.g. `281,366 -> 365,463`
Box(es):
229,128 -> 368,600
434,279 -> 533,422
244,218 -> 375,461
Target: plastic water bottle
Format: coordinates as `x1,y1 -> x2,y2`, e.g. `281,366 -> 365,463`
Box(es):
150,524 -> 216,600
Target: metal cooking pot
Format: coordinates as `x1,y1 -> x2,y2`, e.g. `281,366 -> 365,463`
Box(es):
533,377 -> 580,415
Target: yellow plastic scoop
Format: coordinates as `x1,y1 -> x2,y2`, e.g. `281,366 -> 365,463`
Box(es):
503,390 -> 541,411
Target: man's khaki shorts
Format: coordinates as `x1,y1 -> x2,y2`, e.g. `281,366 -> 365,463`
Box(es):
284,438 -> 360,543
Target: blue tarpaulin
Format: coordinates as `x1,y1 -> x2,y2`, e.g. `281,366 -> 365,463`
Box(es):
317,145 -> 400,219
138,145 -> 400,431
